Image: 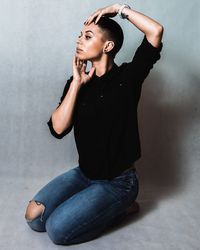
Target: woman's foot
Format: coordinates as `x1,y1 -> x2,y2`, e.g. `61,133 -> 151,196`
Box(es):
126,201 -> 140,215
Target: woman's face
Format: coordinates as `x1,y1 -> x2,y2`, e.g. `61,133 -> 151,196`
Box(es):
76,23 -> 107,61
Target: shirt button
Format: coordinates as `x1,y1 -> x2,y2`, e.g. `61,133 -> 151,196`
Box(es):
100,95 -> 104,98
119,83 -> 123,86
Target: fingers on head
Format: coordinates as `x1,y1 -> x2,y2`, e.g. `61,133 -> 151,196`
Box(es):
85,11 -> 99,25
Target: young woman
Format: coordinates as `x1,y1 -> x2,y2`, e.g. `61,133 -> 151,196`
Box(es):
25,3 -> 163,245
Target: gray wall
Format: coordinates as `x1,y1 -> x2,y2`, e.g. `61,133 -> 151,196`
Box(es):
0,0 -> 199,195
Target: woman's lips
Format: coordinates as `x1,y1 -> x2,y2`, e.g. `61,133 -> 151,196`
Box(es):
76,48 -> 83,53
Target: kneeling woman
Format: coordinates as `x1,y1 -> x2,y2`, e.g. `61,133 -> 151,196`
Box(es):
25,3 -> 163,245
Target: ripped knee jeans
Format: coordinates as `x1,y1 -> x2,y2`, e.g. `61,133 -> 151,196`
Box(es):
25,165 -> 139,245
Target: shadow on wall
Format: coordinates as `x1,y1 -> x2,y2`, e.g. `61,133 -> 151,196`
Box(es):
134,68 -> 199,211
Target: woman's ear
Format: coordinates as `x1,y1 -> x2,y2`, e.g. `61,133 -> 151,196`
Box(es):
103,41 -> 115,53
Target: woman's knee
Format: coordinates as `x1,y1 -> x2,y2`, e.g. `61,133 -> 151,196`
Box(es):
25,200 -> 46,232
45,214 -> 64,245
45,214 -> 102,245
25,200 -> 45,221
45,214 -> 75,245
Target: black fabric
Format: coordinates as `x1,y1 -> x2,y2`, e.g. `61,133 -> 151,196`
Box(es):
47,35 -> 163,180
47,76 -> 74,139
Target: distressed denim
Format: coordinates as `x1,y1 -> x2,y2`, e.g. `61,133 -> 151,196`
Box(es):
26,165 -> 139,245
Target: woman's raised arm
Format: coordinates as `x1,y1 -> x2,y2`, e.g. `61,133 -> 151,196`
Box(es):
84,3 -> 164,48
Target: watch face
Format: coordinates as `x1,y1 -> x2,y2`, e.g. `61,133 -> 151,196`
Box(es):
119,4 -> 131,19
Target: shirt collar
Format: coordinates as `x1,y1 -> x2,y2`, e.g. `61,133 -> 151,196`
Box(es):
92,62 -> 119,82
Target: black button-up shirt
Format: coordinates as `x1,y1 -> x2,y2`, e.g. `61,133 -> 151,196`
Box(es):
47,35 -> 163,180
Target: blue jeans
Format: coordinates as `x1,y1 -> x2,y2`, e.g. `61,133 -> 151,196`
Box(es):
26,165 -> 139,245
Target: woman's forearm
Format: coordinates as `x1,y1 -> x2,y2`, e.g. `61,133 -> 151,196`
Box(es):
51,80 -> 81,134
116,4 -> 164,47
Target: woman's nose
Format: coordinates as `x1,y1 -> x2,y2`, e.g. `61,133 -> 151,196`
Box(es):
76,38 -> 81,45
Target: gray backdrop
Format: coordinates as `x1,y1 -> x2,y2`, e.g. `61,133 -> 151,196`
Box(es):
0,0 -> 199,249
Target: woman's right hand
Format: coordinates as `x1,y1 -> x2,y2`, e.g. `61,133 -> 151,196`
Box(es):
72,55 -> 95,86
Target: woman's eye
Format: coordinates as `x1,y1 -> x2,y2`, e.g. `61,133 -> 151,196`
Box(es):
77,34 -> 91,39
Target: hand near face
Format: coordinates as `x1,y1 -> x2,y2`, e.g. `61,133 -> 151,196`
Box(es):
72,55 -> 95,85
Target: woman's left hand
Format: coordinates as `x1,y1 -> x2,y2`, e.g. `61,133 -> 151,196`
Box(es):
84,3 -> 121,25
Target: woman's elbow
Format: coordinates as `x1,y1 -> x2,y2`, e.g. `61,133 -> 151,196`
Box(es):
51,113 -> 64,135
52,123 -> 63,135
51,119 -> 73,136
154,24 -> 164,38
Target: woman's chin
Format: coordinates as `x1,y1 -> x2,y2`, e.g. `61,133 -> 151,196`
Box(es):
75,53 -> 85,60
75,51 -> 92,62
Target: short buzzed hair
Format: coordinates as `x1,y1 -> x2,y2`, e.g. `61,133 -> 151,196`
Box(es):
94,16 -> 124,59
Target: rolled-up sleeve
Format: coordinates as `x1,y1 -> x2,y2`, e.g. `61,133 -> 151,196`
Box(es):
47,75 -> 74,139
123,35 -> 163,85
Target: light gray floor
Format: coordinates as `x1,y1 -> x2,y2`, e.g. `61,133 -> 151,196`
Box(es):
0,161 -> 199,250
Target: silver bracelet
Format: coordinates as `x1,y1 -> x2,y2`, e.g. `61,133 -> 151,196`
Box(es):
118,4 -> 131,19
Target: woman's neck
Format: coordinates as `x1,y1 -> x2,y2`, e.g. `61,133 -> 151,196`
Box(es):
91,57 -> 114,77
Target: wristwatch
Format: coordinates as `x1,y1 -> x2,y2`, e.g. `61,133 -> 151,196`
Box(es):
118,4 -> 131,19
